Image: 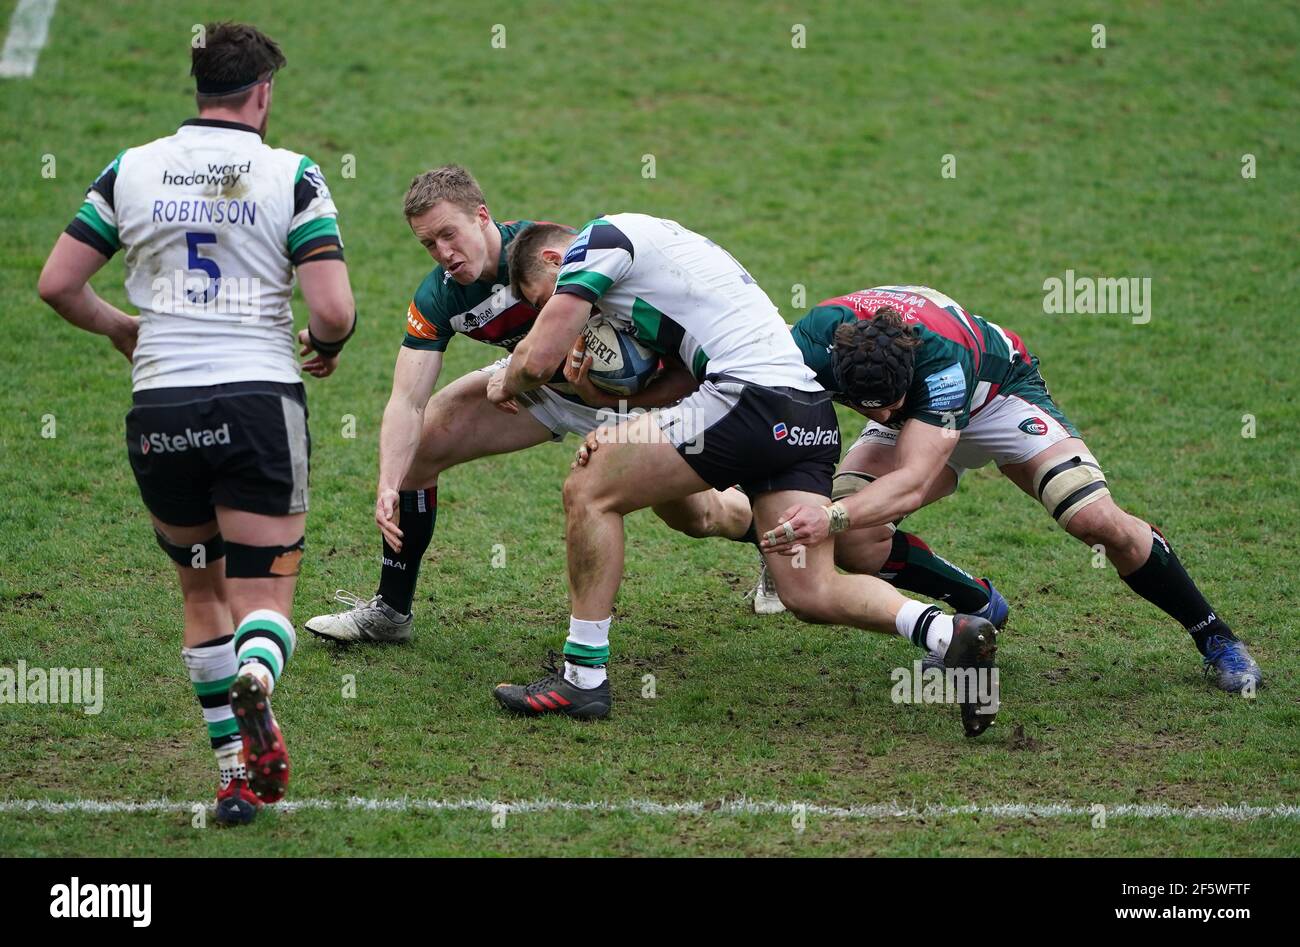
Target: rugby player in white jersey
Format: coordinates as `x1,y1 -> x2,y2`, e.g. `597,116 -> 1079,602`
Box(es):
489,216 -> 1000,737
37,22 -> 356,825
303,168 -> 758,644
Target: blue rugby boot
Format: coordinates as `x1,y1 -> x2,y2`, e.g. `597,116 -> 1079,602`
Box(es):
1203,635 -> 1262,694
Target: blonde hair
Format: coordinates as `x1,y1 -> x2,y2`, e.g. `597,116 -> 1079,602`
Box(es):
403,164 -> 486,219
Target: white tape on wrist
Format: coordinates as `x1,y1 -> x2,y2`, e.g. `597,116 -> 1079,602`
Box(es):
824,502 -> 851,534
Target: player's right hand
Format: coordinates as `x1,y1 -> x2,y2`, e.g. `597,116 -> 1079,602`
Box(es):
299,328 -> 340,378
109,316 -> 138,363
376,487 -> 403,551
563,336 -> 618,409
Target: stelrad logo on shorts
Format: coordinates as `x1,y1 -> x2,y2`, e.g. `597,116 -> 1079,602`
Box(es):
773,422 -> 838,447
140,423 -> 232,455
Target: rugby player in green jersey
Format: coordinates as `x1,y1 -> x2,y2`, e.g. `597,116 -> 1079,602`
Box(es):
305,168 -> 757,643
759,286 -> 1262,693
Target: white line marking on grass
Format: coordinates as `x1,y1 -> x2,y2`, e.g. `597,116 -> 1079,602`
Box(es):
0,0 -> 57,78
2,798 -> 1298,821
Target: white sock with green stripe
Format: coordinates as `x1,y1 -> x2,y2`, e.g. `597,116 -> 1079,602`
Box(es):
234,609 -> 296,695
563,616 -> 610,689
182,635 -> 244,788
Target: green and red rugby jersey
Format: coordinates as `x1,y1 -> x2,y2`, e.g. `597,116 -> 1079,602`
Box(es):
402,219 -> 555,353
790,285 -> 1036,429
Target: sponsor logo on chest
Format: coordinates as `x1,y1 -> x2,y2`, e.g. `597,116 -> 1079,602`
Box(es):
451,291 -> 521,334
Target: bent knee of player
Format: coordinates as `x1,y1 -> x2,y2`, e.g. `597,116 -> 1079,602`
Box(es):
833,526 -> 893,574
655,498 -> 715,539
785,594 -> 836,625
771,572 -> 836,624
403,451 -> 446,489
1063,497 -> 1127,546
411,427 -> 459,483
562,465 -> 619,518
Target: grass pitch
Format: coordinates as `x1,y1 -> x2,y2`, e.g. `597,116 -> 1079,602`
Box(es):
1,0 -> 1297,856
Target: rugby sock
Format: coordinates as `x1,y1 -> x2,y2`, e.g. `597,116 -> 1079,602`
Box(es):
564,616 -> 610,689
895,600 -> 954,656
879,531 -> 992,613
233,609 -> 296,695
376,487 -> 437,616
1121,525 -> 1236,655
182,635 -> 245,788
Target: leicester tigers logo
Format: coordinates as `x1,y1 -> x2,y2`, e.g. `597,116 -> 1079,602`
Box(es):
1019,417 -> 1050,436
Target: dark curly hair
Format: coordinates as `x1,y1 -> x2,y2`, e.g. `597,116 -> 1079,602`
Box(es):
192,22 -> 285,105
831,307 -> 921,407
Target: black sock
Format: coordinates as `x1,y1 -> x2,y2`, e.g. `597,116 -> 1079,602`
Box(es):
376,488 -> 436,616
881,531 -> 992,613
1121,525 -> 1234,655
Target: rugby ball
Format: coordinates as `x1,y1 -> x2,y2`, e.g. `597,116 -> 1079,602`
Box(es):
580,316 -> 659,396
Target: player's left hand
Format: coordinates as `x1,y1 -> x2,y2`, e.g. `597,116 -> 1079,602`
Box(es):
485,370 -> 520,414
298,328 -> 339,378
761,504 -> 831,555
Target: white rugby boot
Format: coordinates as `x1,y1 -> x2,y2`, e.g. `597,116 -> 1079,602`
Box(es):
747,559 -> 787,615
304,591 -> 413,643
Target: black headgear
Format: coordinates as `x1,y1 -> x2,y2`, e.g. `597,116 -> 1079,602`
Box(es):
194,71 -> 273,97
831,311 -> 917,408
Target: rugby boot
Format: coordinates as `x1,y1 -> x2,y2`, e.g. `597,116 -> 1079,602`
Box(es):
1203,635 -> 1263,694
494,650 -> 611,719
944,613 -> 1000,738
214,777 -> 260,826
229,674 -> 290,803
747,558 -> 786,615
305,590 -> 413,643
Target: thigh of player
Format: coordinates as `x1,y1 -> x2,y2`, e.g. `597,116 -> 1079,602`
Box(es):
407,362 -> 555,486
202,385 -> 313,621
751,488 -> 837,608
966,389 -> 1089,499
567,409 -> 713,515
126,385 -> 299,635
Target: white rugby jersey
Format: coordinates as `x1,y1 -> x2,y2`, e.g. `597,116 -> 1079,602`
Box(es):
66,119 -> 342,391
553,213 -> 819,391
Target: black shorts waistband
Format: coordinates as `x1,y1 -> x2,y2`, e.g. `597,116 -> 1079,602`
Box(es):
704,374 -> 832,406
132,380 -> 306,407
